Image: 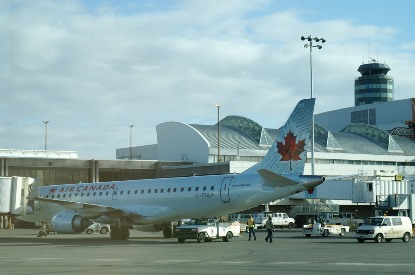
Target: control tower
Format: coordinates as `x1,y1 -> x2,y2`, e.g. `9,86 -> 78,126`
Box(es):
354,60 -> 394,106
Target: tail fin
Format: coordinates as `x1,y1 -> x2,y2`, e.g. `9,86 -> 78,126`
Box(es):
244,98 -> 315,175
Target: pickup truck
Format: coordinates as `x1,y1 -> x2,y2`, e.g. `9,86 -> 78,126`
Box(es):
173,218 -> 241,243
254,212 -> 295,229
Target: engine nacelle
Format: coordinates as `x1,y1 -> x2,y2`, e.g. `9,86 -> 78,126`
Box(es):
51,212 -> 92,234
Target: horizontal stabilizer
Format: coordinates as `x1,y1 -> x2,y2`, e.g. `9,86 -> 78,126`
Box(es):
258,169 -> 325,189
258,169 -> 298,187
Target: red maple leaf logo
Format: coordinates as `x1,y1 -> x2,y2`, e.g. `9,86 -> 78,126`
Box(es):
49,187 -> 57,193
277,131 -> 305,161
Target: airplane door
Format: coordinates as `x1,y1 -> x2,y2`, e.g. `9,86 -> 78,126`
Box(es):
112,188 -> 118,200
220,177 -> 233,203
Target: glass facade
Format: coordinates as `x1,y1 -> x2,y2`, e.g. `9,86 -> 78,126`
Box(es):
351,109 -> 376,125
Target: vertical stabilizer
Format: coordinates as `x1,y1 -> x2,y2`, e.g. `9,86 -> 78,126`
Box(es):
244,98 -> 315,175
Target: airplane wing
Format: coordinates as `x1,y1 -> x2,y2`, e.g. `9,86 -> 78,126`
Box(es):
34,197 -> 172,222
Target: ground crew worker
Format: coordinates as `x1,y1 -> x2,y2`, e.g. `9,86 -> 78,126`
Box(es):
247,215 -> 256,241
265,216 -> 273,243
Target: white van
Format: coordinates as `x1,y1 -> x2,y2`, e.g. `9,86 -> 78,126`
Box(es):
355,216 -> 413,243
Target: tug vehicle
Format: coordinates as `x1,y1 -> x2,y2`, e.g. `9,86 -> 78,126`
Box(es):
303,222 -> 350,237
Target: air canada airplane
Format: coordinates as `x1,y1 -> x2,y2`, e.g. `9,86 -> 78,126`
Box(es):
21,98 -> 324,240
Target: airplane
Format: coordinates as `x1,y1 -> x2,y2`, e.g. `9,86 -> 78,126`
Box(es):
20,98 -> 324,240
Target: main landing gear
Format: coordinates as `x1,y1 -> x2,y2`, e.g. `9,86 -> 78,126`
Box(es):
110,226 -> 130,240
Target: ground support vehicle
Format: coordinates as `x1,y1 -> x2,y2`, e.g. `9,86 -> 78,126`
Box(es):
355,216 -> 413,243
317,212 -> 364,229
173,218 -> 241,243
254,212 -> 295,229
85,223 -> 110,234
302,222 -> 350,237
228,213 -> 252,232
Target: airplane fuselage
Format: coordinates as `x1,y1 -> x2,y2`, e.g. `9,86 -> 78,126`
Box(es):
33,172 -> 305,225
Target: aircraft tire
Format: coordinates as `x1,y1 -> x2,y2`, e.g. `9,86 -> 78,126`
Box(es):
121,226 -> 130,240
163,226 -> 173,238
110,227 -> 121,240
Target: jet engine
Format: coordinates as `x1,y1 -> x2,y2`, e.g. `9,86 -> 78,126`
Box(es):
51,212 -> 92,234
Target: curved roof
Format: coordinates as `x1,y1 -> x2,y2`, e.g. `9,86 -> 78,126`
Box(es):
190,115 -> 415,157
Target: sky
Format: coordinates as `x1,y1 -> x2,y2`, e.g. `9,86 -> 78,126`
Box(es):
1,0 -> 414,160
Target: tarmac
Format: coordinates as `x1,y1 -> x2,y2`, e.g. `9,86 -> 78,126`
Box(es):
1,228 -> 415,275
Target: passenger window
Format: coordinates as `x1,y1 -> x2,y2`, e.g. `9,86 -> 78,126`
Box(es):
161,189 -> 164,193
167,188 -> 171,193
148,189 -> 151,193
155,189 -> 158,193
195,187 -> 199,191
181,187 -> 184,192
141,190 -> 144,194
188,187 -> 192,191
211,186 -> 214,191
382,218 -> 391,226
203,186 -> 206,191
392,218 -> 402,226
173,188 -> 177,192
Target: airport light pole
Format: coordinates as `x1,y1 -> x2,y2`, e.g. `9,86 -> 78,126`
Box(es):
301,35 -> 326,176
216,104 -> 221,162
43,120 -> 49,150
129,125 -> 134,160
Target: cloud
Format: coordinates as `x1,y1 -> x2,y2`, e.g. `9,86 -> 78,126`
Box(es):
1,0 -> 414,159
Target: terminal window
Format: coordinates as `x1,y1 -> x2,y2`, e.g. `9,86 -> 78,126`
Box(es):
351,109 -> 376,125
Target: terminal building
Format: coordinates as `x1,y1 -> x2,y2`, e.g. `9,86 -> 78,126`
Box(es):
116,60 -> 415,218
1,60 -> 415,227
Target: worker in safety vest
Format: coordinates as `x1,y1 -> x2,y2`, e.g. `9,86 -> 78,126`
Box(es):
247,215 -> 256,241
